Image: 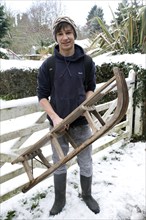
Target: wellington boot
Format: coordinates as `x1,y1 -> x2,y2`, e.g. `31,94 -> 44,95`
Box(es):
50,173 -> 66,216
80,175 -> 100,214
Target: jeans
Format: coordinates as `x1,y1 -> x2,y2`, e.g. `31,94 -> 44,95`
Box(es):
51,124 -> 93,177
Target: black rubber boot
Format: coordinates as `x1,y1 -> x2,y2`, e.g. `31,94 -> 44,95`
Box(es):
80,175 -> 100,214
50,173 -> 66,216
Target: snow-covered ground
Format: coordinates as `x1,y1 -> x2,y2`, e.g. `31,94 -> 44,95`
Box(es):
0,141 -> 145,220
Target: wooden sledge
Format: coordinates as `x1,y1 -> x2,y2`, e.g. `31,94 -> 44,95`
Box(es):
11,67 -> 129,193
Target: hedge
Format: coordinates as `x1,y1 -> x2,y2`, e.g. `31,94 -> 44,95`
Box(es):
0,62 -> 145,106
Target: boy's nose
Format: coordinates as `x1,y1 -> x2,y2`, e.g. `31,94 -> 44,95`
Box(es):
62,34 -> 68,39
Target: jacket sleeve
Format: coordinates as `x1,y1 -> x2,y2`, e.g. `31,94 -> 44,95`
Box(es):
37,59 -> 51,101
85,59 -> 96,92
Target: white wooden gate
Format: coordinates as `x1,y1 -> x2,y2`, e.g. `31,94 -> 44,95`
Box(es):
0,70 -> 136,203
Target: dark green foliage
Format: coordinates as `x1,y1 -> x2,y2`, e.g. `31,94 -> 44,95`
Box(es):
30,192 -> 46,210
96,63 -> 114,82
114,0 -> 129,25
0,5 -> 10,48
86,5 -> 105,37
0,51 -> 9,59
130,134 -> 146,142
0,68 -> 38,100
5,210 -> 16,220
95,62 -> 145,107
95,61 -> 134,82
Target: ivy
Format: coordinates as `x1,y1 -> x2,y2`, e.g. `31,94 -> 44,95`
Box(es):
96,62 -> 146,107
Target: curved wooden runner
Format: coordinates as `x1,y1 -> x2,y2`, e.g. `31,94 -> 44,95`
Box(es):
11,67 -> 129,193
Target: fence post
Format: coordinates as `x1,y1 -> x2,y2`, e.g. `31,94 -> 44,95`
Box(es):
126,70 -> 136,138
134,103 -> 143,136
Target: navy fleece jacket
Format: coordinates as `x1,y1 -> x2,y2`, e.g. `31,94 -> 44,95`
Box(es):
37,44 -> 96,126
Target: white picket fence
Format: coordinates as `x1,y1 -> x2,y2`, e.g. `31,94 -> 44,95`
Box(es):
0,70 -> 139,203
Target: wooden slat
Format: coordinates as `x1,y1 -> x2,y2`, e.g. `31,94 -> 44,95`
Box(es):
0,121 -> 49,143
84,111 -> 97,133
11,135 -> 31,150
0,167 -> 25,184
11,132 -> 51,164
35,112 -> 47,123
0,103 -> 42,121
64,131 -> 78,149
51,136 -> 65,160
22,160 -> 34,181
102,99 -> 117,120
91,110 -> 105,126
37,149 -> 52,168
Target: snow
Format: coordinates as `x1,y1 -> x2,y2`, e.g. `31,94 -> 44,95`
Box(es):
0,96 -> 38,109
75,39 -> 91,49
93,52 -> 146,69
0,52 -> 146,219
0,48 -> 8,54
0,52 -> 146,71
0,58 -> 43,71
0,141 -> 146,219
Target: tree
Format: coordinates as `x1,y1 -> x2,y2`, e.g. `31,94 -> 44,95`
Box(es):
29,0 -> 62,29
86,5 -> 105,38
4,0 -> 63,54
114,0 -> 144,25
26,0 -> 63,47
114,0 -> 129,25
0,4 -> 10,48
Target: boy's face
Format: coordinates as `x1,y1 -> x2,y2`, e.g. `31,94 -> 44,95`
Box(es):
56,24 -> 75,55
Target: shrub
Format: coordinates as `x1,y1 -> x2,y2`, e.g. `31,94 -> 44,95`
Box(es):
0,68 -> 38,100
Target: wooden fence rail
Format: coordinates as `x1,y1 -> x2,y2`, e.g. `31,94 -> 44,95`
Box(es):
0,70 -> 137,203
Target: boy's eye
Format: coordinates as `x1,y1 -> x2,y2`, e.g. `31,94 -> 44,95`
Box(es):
57,32 -> 63,36
66,31 -> 72,35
